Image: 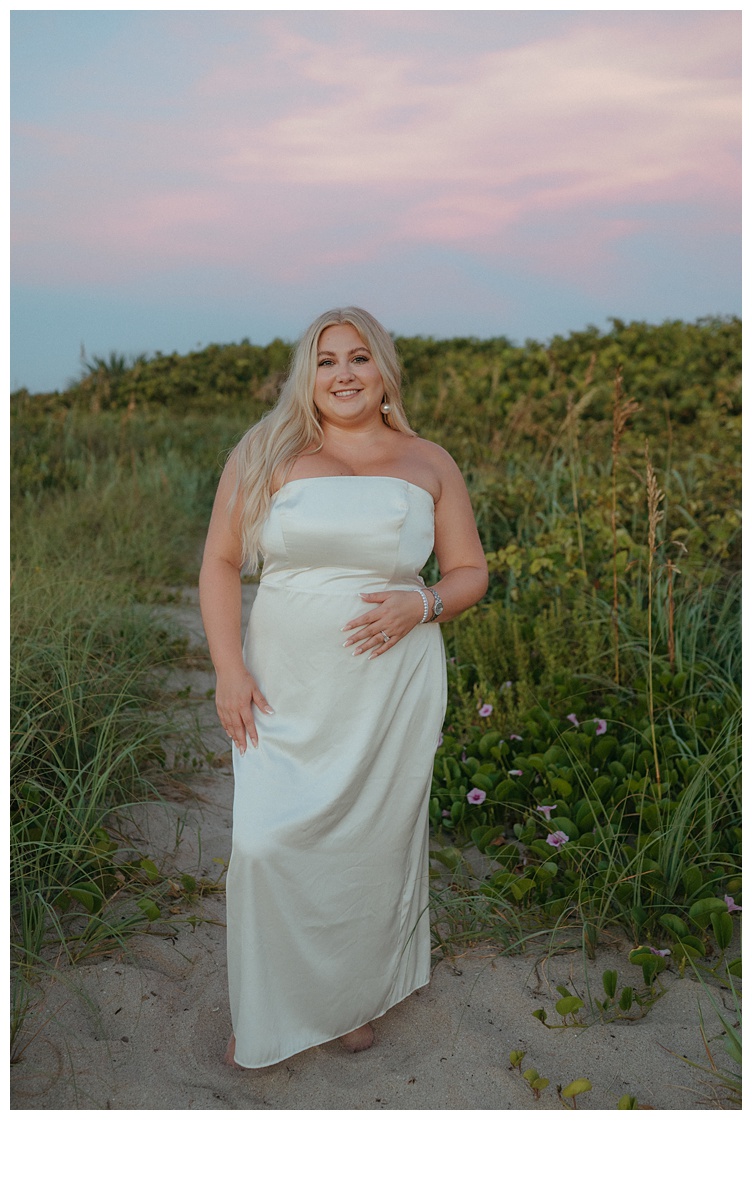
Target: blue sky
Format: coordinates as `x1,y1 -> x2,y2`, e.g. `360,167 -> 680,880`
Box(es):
10,8 -> 741,394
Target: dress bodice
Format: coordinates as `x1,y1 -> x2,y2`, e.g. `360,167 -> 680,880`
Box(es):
258,476 -> 435,593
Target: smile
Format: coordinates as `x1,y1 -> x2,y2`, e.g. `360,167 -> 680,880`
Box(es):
332,389 -> 361,398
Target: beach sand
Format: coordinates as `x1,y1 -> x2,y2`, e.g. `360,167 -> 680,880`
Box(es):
10,588 -> 738,1112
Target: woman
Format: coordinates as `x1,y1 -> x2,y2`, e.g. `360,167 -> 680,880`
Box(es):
199,307 -> 487,1068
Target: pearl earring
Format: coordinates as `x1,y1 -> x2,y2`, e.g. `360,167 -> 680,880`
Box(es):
380,400 -> 392,414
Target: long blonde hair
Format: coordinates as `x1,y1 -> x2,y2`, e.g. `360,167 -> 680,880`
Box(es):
229,307 -> 415,572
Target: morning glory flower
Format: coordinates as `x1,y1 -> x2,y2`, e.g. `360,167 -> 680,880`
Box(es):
648,947 -> 671,957
536,804 -> 557,820
501,681 -> 513,690
437,732 -> 444,746
566,713 -> 580,726
478,703 -> 493,717
510,734 -> 522,741
725,895 -> 742,913
546,831 -> 569,848
508,769 -> 523,777
467,788 -> 486,805
595,719 -> 608,735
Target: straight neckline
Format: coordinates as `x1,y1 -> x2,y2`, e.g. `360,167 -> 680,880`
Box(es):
272,475 -> 437,505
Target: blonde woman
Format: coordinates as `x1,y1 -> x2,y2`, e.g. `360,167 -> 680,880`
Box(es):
199,307 -> 488,1068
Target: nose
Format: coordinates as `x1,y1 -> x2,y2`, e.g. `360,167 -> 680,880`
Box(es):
336,363 -> 354,381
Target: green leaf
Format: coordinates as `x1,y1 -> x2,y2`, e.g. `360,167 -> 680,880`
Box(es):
68,881 -> 104,914
660,913 -> 690,940
689,897 -> 728,927
430,847 -> 465,870
710,910 -> 734,952
470,772 -> 495,792
532,1008 -> 547,1024
136,897 -> 161,922
618,987 -> 634,1011
727,957 -> 742,979
562,1078 -> 592,1099
671,941 -> 702,962
602,969 -> 618,999
523,1068 -> 540,1083
549,776 -> 573,797
555,996 -> 584,1017
617,1095 -> 639,1109
139,857 -> 160,882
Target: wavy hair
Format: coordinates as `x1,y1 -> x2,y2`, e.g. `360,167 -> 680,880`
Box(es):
228,307 -> 415,572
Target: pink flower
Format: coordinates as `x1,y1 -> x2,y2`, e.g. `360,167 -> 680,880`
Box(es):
510,734 -> 522,741
437,732 -> 444,747
501,681 -> 513,690
466,788 -> 486,805
725,895 -> 742,913
441,809 -> 450,818
536,804 -> 557,820
566,713 -> 579,726
508,770 -> 523,777
648,946 -> 671,957
478,703 -> 493,717
594,719 -> 608,735
546,831 -> 569,848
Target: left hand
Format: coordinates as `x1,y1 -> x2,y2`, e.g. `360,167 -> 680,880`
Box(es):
342,590 -> 428,659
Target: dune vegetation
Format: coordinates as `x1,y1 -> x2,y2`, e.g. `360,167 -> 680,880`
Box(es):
11,316 -> 741,1039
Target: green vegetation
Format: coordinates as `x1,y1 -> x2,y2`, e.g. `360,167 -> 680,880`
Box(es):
11,316 -> 741,1031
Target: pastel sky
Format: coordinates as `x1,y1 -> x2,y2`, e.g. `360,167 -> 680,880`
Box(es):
11,7 -> 741,393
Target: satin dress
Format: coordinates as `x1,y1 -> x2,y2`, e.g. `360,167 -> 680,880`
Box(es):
226,475 -> 446,1068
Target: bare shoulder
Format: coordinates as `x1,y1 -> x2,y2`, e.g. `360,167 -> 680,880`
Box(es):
410,437 -> 467,496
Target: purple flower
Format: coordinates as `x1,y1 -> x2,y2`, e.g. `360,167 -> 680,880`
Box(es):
546,831 -> 569,848
466,788 -> 486,805
566,713 -> 579,726
437,732 -> 444,747
478,703 -> 493,717
648,946 -> 671,957
725,894 -> 742,913
510,734 -> 522,741
594,719 -> 608,735
501,681 -> 513,690
536,804 -> 557,820
508,769 -> 523,777
441,809 -> 450,818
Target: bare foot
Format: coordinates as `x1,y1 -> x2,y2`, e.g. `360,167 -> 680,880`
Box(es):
224,1034 -> 242,1068
339,1023 -> 375,1053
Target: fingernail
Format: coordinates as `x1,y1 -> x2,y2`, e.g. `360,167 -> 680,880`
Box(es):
352,649 -> 363,656
265,707 -> 275,714
342,640 -> 351,647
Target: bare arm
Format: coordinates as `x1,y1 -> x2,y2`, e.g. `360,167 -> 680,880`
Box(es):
198,454 -> 272,751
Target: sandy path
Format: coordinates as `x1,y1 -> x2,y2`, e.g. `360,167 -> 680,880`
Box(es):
10,589 -> 737,1110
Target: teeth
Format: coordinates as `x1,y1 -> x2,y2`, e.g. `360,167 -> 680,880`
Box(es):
334,390 -> 359,397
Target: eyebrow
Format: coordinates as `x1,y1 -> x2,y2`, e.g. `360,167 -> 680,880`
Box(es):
317,345 -> 370,357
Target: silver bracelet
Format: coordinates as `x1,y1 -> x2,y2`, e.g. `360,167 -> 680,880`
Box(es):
410,587 -> 430,624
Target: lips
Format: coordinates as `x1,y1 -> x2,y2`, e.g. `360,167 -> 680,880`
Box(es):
332,389 -> 361,398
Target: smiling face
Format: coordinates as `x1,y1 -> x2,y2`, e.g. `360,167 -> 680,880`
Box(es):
313,323 -> 386,428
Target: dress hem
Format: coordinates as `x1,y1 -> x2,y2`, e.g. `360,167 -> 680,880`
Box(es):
231,970 -> 432,1070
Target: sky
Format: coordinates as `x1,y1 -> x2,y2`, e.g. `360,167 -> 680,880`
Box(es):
10,6 -> 742,394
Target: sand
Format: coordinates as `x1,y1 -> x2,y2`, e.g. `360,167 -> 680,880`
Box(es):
10,588 -> 739,1112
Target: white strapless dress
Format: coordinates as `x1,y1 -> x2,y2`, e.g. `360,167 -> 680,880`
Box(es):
226,475 -> 446,1068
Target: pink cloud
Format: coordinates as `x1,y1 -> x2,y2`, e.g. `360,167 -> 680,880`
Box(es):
11,11 -> 740,289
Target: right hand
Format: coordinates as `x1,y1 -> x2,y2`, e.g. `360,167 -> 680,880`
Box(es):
215,665 -> 273,753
